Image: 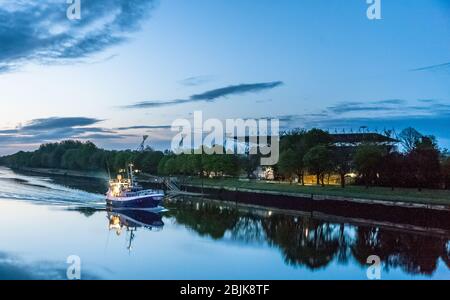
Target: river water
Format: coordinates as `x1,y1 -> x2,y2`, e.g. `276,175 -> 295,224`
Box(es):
0,167 -> 448,280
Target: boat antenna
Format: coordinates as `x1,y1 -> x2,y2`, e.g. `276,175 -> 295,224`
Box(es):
126,163 -> 130,183
128,163 -> 135,186
105,161 -> 112,180
127,229 -> 136,253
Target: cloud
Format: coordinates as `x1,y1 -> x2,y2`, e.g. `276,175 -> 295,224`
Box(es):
374,99 -> 406,105
179,75 -> 213,87
191,82 -> 283,101
20,117 -> 102,131
126,81 -> 284,109
283,99 -> 450,124
116,125 -> 172,130
328,105 -> 396,114
74,133 -> 134,140
0,117 -> 180,153
256,99 -> 273,104
0,64 -> 12,73
327,99 -> 406,114
418,99 -> 438,103
271,98 -> 450,147
0,117 -> 120,145
410,62 -> 450,72
0,0 -> 157,73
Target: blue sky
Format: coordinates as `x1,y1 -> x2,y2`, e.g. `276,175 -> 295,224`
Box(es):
0,0 -> 449,154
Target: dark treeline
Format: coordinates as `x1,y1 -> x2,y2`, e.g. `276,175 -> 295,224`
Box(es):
0,140 -> 164,175
157,146 -> 243,178
277,127 -> 450,190
1,126 -> 450,190
0,141 -> 248,178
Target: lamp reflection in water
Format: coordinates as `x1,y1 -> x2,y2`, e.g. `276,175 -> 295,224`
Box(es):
107,208 -> 164,251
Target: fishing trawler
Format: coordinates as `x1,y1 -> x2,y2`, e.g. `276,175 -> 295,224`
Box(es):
106,164 -> 164,208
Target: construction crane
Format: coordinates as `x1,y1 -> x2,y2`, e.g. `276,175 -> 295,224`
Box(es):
138,135 -> 149,152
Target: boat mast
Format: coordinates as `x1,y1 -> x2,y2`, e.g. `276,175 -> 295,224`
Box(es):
106,161 -> 112,181
128,163 -> 134,186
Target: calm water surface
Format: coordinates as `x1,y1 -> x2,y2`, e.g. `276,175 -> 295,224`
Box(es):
0,167 -> 448,280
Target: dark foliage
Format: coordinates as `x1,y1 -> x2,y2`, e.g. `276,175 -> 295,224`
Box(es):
0,140 -> 164,175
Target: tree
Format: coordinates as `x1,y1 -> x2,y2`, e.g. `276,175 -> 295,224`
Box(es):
379,151 -> 404,190
278,149 -> 297,183
406,136 -> 441,191
220,155 -> 240,177
399,127 -> 422,153
332,148 -> 353,188
239,155 -> 260,179
0,140 -> 168,176
291,142 -> 307,185
163,157 -> 177,175
89,150 -> 107,171
61,149 -> 81,170
354,144 -> 384,188
442,157 -> 450,190
186,154 -> 203,176
279,129 -> 309,184
303,145 -> 332,186
157,155 -> 172,175
113,151 -> 133,171
303,129 -> 332,150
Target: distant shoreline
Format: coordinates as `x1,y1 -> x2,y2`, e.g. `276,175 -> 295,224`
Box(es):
11,167 -> 108,180
6,167 -> 450,211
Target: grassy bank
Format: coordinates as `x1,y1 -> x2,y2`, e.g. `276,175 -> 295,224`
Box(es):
185,178 -> 450,206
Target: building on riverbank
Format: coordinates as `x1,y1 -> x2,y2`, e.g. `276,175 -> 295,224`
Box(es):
246,131 -> 399,183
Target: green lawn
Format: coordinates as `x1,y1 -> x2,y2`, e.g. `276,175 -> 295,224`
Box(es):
185,177 -> 450,206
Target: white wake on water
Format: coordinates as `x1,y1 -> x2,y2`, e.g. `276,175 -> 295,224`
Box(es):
0,167 -> 105,208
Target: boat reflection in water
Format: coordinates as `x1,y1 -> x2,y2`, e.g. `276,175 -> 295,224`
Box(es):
107,208 -> 164,251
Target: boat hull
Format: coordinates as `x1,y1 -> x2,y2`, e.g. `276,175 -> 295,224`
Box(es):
106,194 -> 164,208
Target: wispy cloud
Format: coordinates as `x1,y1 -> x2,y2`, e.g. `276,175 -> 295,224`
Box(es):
327,99 -> 406,114
0,0 -> 157,73
0,117 -> 120,145
418,98 -> 438,103
74,133 -> 134,140
20,117 -> 103,131
126,81 -> 284,108
116,125 -> 172,130
0,117 -> 176,154
256,99 -> 273,104
374,99 -> 406,105
270,98 -> 450,146
179,75 -> 213,87
410,62 -> 450,72
301,99 -> 448,121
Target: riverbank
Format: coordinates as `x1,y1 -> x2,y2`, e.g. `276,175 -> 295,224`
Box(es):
11,167 -> 109,180
184,178 -> 450,210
